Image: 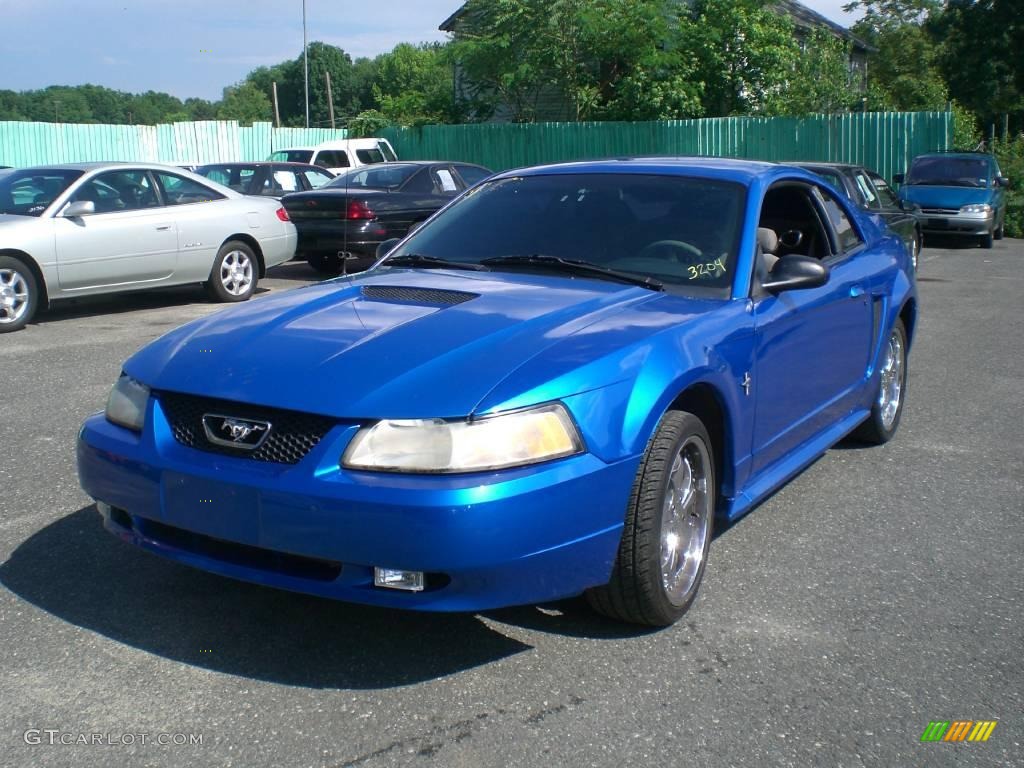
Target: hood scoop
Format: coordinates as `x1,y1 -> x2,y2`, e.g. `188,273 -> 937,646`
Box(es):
360,285 -> 478,307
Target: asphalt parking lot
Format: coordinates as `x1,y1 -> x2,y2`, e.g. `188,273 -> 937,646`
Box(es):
1,241 -> 1021,768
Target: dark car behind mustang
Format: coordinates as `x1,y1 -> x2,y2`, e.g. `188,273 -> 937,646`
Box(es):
282,161 -> 492,275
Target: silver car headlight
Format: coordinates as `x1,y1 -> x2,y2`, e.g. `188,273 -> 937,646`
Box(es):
105,375 -> 150,432
960,203 -> 992,214
342,403 -> 584,473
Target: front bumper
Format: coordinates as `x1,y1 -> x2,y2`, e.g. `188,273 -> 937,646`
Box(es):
916,209 -> 993,236
77,406 -> 637,612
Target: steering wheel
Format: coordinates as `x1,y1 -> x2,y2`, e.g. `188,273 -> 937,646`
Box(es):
637,239 -> 703,263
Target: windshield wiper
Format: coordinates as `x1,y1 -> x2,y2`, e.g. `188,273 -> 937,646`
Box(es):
481,254 -> 664,291
384,254 -> 490,271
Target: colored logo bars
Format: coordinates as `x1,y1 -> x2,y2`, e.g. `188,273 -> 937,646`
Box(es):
921,720 -> 997,743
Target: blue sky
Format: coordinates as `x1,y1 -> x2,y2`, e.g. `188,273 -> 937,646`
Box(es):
0,0 -> 863,101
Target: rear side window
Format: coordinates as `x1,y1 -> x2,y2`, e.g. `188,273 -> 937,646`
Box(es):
316,151 -> 349,168
455,164 -> 490,187
302,168 -> 334,189
355,148 -> 386,165
377,142 -> 397,161
816,187 -> 863,253
869,173 -> 900,207
853,172 -> 879,208
154,172 -> 224,205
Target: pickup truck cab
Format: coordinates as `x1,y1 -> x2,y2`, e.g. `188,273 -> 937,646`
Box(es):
269,138 -> 398,175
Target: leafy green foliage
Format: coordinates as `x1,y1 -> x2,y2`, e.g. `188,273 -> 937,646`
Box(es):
217,83 -> 272,125
992,135 -> 1024,237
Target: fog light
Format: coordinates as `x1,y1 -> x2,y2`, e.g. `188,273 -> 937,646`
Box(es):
374,567 -> 425,592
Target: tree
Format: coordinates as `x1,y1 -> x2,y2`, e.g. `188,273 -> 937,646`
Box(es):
452,0 -> 701,122
217,82 -> 272,125
850,19 -> 948,111
372,43 -> 458,126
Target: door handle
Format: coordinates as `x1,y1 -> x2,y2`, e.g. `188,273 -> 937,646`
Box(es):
156,224 -> 172,231
850,285 -> 866,298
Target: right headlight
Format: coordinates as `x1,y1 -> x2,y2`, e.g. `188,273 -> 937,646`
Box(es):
960,203 -> 992,214
342,403 -> 584,473
105,374 -> 150,432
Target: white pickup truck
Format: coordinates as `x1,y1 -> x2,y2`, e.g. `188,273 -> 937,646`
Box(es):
268,138 -> 398,175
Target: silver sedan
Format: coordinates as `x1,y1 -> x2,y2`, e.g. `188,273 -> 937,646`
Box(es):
0,162 -> 297,332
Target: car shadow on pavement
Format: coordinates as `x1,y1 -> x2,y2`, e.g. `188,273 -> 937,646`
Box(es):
0,506 -> 532,689
30,286 -> 272,327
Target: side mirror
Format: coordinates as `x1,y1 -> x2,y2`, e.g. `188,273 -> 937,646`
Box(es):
376,238 -> 402,260
892,173 -> 905,184
996,176 -> 1010,188
761,254 -> 829,294
62,200 -> 95,217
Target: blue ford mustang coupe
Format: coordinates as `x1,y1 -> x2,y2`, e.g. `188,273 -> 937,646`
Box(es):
77,158 -> 916,626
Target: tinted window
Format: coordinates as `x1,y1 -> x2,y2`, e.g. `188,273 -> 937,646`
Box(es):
816,187 -> 863,253
0,169 -> 83,216
198,165 -> 257,193
355,148 -> 386,164
154,172 -> 224,205
378,142 -> 398,162
328,164 -> 421,190
454,164 -> 490,187
269,150 -> 313,164
72,170 -> 158,213
386,174 -> 746,297
316,150 -> 349,168
869,173 -> 900,207
403,169 -> 436,194
301,168 -> 334,189
853,172 -> 880,208
906,156 -> 992,188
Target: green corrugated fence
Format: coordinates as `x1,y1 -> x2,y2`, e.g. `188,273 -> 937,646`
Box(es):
0,112 -> 951,181
0,121 -> 348,167
380,111 -> 952,183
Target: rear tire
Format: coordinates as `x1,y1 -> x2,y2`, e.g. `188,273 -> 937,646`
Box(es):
0,256 -> 38,333
587,410 -> 715,626
205,241 -> 257,302
852,318 -> 908,445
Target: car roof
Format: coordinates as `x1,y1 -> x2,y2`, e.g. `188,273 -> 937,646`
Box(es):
791,162 -> 860,171
495,156 -> 812,185
914,151 -> 993,161
196,161 -> 326,169
10,161 -> 203,173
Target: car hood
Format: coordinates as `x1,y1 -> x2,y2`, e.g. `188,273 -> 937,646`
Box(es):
124,269 -> 666,419
899,185 -> 993,208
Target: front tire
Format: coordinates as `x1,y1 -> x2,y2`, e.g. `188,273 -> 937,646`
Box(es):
852,318 -> 908,444
206,241 -> 257,302
587,411 -> 715,626
0,256 -> 38,333
994,218 -> 1004,240
980,231 -> 994,249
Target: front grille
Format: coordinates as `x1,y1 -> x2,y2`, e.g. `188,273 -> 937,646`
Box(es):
158,391 -> 335,465
921,207 -> 958,215
361,286 -> 477,306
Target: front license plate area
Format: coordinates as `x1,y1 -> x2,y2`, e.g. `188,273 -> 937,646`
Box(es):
928,218 -> 948,228
162,471 -> 262,547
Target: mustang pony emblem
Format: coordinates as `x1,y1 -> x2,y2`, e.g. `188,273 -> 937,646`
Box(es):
201,414 -> 272,450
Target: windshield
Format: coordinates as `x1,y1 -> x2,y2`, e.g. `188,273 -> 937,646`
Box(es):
0,168 -> 84,216
327,164 -> 420,190
906,156 -> 991,187
383,173 -> 746,297
269,150 -> 313,164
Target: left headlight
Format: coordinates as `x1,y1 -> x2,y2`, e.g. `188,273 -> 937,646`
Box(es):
342,403 -> 584,473
960,203 -> 992,214
105,375 -> 150,432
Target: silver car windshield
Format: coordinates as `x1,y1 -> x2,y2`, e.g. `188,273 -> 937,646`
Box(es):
0,169 -> 84,217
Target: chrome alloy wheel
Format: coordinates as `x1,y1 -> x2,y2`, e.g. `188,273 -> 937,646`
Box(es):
879,329 -> 904,430
220,250 -> 253,296
0,268 -> 30,325
660,436 -> 712,605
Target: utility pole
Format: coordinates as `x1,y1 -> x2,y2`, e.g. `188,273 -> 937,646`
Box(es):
54,100 -> 60,123
303,0 -> 310,128
272,81 -> 281,128
325,71 -> 335,130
